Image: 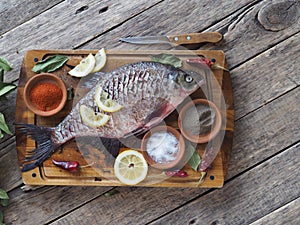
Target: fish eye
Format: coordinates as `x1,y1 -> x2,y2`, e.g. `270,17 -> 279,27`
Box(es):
185,75 -> 193,83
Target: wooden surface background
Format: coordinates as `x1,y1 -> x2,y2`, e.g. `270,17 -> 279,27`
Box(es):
0,0 -> 299,224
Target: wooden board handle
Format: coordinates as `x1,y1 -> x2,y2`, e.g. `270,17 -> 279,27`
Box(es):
167,32 -> 223,45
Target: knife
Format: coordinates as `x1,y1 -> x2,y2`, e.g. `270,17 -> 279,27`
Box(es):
120,32 -> 222,45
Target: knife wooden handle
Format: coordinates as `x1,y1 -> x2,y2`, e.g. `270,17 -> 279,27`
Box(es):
167,32 -> 222,45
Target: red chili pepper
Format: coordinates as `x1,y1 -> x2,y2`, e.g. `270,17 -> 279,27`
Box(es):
165,170 -> 188,177
186,58 -> 214,68
52,159 -> 94,173
186,58 -> 229,71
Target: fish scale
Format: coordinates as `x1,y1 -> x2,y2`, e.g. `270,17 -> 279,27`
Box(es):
19,61 -> 203,171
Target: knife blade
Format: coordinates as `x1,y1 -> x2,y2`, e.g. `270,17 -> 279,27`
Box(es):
120,32 -> 222,45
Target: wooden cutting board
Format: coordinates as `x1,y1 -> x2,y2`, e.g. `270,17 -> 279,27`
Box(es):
15,49 -> 234,188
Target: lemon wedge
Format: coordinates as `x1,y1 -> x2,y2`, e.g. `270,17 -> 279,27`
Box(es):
79,104 -> 111,128
68,53 -> 96,77
94,86 -> 123,112
91,48 -> 107,73
114,150 -> 148,185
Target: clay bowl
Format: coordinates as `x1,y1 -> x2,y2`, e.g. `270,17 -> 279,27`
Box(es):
178,99 -> 222,143
23,73 -> 67,117
141,125 -> 185,170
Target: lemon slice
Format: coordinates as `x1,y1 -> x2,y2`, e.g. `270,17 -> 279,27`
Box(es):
114,150 -> 148,185
68,53 -> 96,77
91,48 -> 107,73
94,86 -> 123,112
79,104 -> 111,128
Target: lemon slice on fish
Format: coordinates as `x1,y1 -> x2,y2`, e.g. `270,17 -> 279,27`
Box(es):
91,48 -> 107,73
80,105 -> 111,128
114,150 -> 148,185
68,53 -> 96,77
94,86 -> 123,112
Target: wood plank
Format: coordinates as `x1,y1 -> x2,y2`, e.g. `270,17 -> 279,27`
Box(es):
0,0 -> 163,83
250,197 -> 300,225
201,0 -> 300,68
149,142 -> 300,225
0,0 -> 64,35
39,88 -> 300,224
231,32 -> 299,119
0,142 -> 22,191
2,185 -> 113,225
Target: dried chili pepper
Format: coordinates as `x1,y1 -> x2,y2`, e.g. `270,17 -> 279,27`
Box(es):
165,170 -> 188,177
52,159 -> 94,173
186,57 -> 229,71
29,82 -> 63,111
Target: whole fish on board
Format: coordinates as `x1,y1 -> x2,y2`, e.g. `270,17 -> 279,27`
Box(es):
18,61 -> 203,172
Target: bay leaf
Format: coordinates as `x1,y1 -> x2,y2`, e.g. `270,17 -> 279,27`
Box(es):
0,113 -> 12,135
150,53 -> 182,68
187,144 -> 201,171
0,189 -> 9,200
0,83 -> 17,97
0,57 -> 12,72
32,55 -> 68,73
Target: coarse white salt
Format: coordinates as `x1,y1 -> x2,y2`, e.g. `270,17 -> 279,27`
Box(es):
146,131 -> 179,164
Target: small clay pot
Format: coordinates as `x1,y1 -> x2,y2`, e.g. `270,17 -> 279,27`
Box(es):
178,99 -> 222,143
141,126 -> 185,170
23,73 -> 67,117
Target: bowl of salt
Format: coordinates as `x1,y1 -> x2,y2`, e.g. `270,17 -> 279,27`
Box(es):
141,125 -> 185,170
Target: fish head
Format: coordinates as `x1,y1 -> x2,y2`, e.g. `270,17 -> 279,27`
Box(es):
169,69 -> 203,95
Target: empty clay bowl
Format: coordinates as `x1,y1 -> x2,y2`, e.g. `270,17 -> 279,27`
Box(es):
141,125 -> 185,170
178,99 -> 222,143
23,73 -> 67,116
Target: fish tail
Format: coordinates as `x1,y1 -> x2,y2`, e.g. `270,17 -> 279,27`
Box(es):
16,123 -> 60,172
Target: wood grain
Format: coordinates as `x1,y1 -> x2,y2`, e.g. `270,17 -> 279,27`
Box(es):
202,0 -> 300,68
150,142 -> 300,225
250,197 -> 300,225
2,186 -> 113,225
232,32 -> 299,119
0,0 -> 64,34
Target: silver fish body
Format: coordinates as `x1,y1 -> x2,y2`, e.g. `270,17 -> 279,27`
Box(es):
19,61 -> 203,171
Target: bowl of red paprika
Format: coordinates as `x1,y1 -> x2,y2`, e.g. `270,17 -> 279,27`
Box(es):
23,73 -> 67,116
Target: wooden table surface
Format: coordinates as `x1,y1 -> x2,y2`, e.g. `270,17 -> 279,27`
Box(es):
0,0 -> 299,224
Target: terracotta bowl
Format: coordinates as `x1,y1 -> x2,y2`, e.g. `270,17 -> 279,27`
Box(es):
23,73 -> 67,117
141,125 -> 185,170
178,99 -> 222,143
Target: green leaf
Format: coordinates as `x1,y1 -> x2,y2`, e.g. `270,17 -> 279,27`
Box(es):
0,83 -> 17,97
0,199 -> 8,207
0,57 -> 12,72
104,189 -> 120,197
150,53 -> 182,68
32,55 -> 68,73
187,144 -> 201,171
0,113 -> 12,135
0,69 -> 4,82
0,130 -> 3,139
0,210 -> 3,223
0,189 -> 9,200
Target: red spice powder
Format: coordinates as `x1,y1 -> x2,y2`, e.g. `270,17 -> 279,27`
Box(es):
29,82 -> 63,111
